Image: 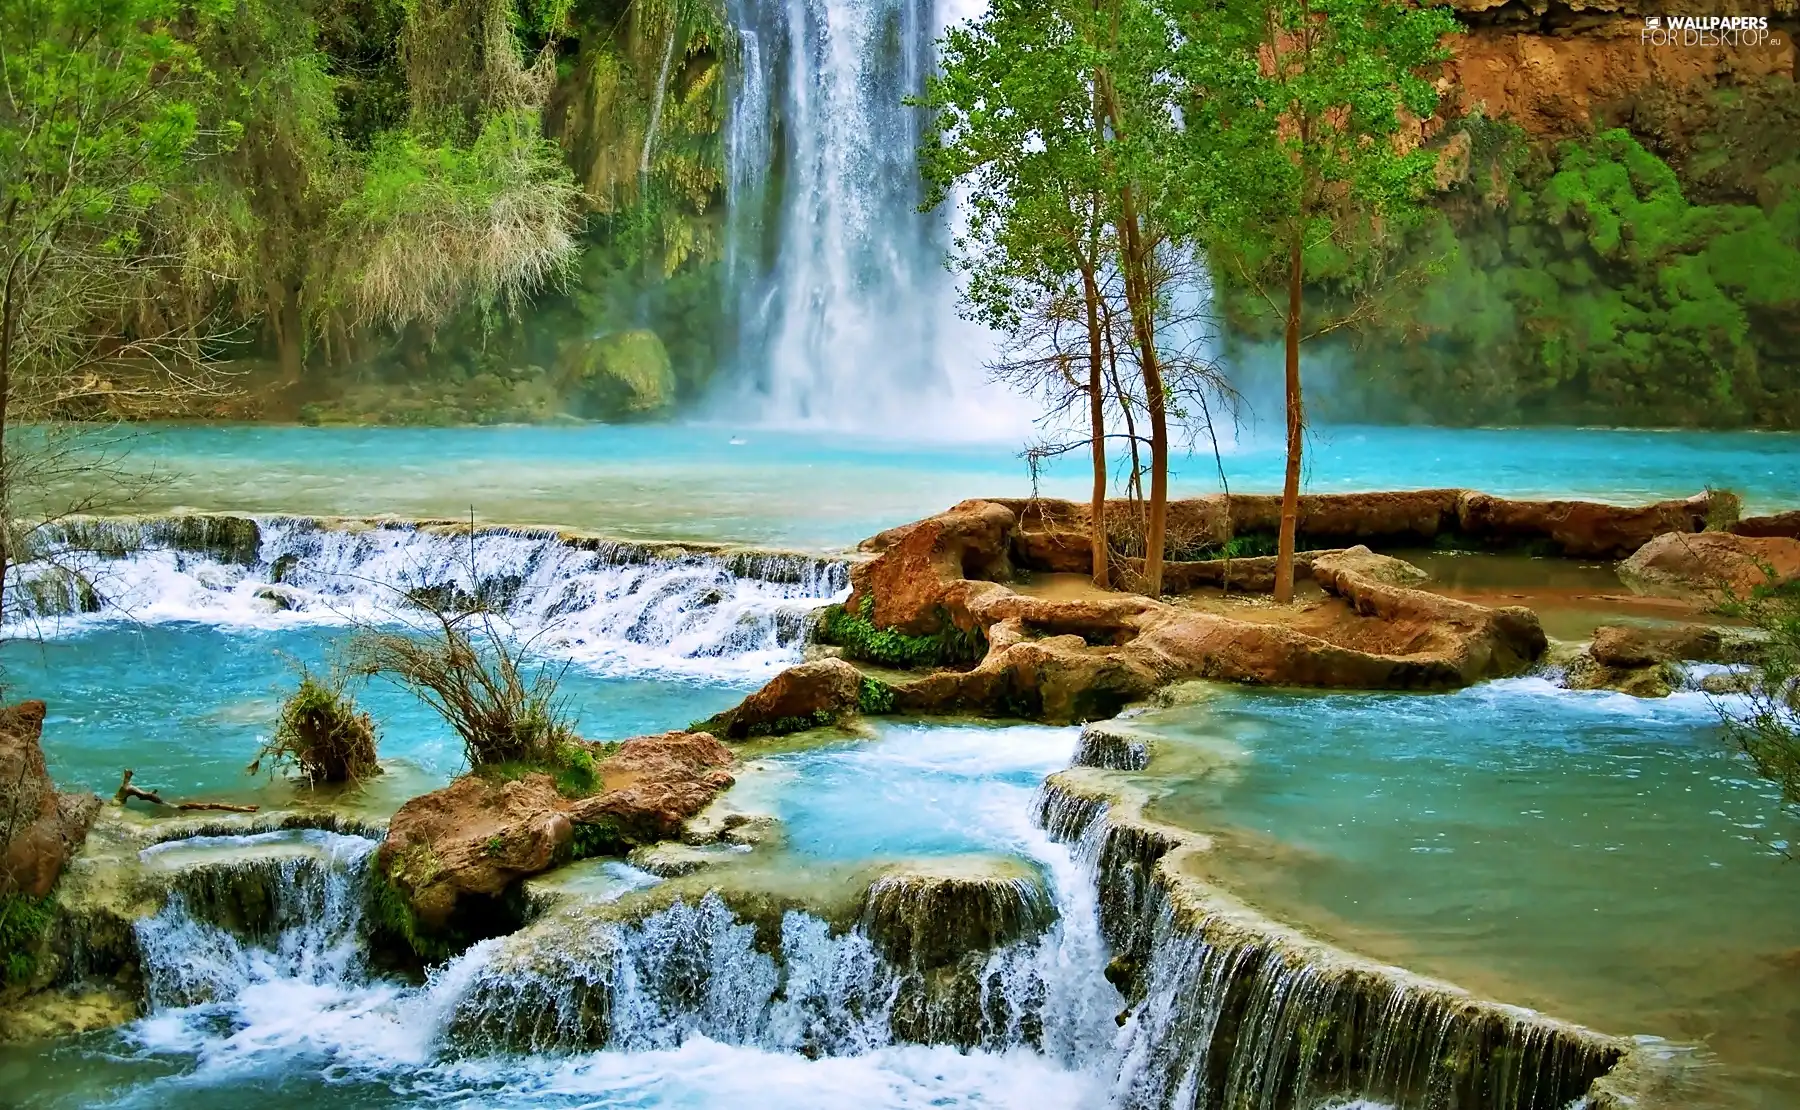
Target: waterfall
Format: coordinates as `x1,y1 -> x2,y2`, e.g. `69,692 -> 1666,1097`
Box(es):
134,831 -> 379,1009
8,515 -> 848,681
717,0 -> 1024,438
1032,778 -> 1625,1110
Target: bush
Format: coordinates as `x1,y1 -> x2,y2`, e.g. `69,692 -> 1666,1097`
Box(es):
249,670 -> 381,784
349,607 -> 576,770
817,596 -> 986,669
1714,568 -> 1800,807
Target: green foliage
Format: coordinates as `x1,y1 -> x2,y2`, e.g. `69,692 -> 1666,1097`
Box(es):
1713,573 -> 1800,810
857,676 -> 896,716
249,670 -> 381,784
0,893 -> 53,986
1273,90 -> 1800,427
817,596 -> 988,670
325,109 -> 584,330
1175,0 -> 1460,283
0,0 -> 207,413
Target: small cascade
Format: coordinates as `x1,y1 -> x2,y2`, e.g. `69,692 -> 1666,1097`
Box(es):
7,515 -> 849,680
1033,776 -> 1626,1110
438,851 -> 1120,1062
1072,723 -> 1153,772
133,831 -> 378,1009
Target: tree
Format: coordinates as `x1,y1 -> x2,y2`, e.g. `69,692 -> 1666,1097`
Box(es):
922,0 -> 1119,588
1170,0 -> 1457,601
925,0 -> 1220,597
0,0 -> 220,623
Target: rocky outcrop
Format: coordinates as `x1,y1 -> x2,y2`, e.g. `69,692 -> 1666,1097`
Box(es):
0,702 -> 101,900
379,773 -> 573,938
697,658 -> 865,739
1561,621 -> 1759,697
565,731 -> 736,850
1619,531 -> 1800,600
1446,1 -> 1791,142
745,502 -> 1553,726
986,489 -> 1725,579
1733,510 -> 1800,540
377,731 -> 734,950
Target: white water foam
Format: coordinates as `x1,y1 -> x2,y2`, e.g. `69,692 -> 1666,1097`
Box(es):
9,519 -> 849,682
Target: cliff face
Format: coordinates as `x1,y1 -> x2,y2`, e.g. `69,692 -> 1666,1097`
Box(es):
1446,0 -> 1795,140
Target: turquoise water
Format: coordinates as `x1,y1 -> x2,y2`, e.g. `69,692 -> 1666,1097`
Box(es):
1128,679 -> 1800,1109
45,423 -> 1800,550
743,723 -> 1079,860
4,624 -> 743,804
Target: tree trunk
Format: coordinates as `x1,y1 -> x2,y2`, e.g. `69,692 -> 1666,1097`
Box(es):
1275,230 -> 1305,604
272,282 -> 303,387
1081,268 -> 1110,589
1112,203 -> 1167,597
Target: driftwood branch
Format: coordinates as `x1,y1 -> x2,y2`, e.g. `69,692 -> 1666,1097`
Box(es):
113,769 -> 259,813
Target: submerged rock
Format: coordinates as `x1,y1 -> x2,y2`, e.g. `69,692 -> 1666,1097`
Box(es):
0,702 -> 101,900
1619,531 -> 1800,601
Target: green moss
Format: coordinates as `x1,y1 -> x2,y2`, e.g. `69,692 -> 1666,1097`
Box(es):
367,867 -> 455,964
155,516 -> 262,564
477,740 -> 605,799
817,597 -> 987,669
0,893 -> 54,986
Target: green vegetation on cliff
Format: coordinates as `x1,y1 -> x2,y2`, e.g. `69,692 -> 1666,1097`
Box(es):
1226,82 -> 1800,429
10,0 -> 732,424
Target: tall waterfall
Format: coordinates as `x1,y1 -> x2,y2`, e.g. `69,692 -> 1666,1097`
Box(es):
718,0 -> 1024,438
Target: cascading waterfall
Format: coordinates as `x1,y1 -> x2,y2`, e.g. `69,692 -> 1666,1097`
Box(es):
1032,781 -> 1623,1110
7,516 -> 848,680
717,0 -> 1022,436
134,831 -> 379,1009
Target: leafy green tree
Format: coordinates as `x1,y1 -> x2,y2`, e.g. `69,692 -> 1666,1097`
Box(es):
0,0 -> 213,618
923,0 -> 1119,588
1170,0 -> 1456,601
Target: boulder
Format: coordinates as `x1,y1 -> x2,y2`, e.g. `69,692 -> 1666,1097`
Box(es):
1732,510 -> 1800,540
0,702 -> 100,900
567,730 -> 735,845
1455,492 -> 1712,558
1618,532 -> 1800,600
697,658 -> 864,740
1589,624 -> 1736,668
1561,622 -> 1758,699
377,730 -> 734,946
378,773 -> 573,935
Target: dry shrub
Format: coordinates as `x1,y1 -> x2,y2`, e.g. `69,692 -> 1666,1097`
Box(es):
250,670 -> 381,784
347,608 -> 575,770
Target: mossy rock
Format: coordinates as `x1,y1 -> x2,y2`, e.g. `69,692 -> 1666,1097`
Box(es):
560,330 -> 676,420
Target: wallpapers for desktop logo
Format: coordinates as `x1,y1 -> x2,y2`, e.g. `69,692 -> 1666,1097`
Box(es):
1641,14 -> 1781,47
